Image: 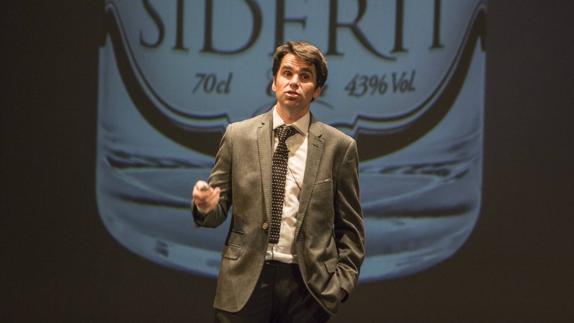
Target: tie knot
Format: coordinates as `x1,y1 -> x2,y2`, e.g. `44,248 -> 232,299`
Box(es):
276,125 -> 297,143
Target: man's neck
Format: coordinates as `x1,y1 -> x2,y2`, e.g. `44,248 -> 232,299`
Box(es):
275,104 -> 309,124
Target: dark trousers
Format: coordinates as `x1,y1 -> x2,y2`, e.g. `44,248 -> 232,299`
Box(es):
214,261 -> 331,323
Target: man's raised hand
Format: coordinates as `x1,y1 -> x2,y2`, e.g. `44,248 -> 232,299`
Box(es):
192,180 -> 220,214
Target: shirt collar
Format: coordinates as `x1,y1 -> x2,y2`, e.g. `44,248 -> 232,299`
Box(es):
272,106 -> 310,136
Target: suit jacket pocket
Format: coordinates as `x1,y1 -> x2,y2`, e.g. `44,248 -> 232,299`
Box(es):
222,244 -> 242,260
227,230 -> 244,247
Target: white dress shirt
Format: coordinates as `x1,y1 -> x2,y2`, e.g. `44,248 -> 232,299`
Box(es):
265,106 -> 310,263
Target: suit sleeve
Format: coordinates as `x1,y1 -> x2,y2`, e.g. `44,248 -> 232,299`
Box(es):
334,139 -> 365,300
192,124 -> 233,228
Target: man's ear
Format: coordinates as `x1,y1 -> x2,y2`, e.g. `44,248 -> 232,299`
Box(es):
271,77 -> 277,93
313,86 -> 322,99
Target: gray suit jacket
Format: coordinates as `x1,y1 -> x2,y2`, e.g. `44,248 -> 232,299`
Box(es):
193,110 -> 365,315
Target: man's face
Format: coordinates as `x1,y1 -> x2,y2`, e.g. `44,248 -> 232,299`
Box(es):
272,53 -> 322,113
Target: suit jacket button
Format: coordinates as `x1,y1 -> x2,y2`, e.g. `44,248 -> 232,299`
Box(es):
261,222 -> 269,230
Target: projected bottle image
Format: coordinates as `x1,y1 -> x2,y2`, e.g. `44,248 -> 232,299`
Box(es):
97,0 -> 486,280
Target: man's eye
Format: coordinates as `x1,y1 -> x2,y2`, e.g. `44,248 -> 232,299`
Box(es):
301,74 -> 310,81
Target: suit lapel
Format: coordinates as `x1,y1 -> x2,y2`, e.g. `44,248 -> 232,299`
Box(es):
257,111 -> 274,223
296,118 -> 324,225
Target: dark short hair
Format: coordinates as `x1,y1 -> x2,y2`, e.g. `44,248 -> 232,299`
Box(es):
272,41 -> 328,89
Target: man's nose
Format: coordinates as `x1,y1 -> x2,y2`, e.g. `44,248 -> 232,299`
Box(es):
289,76 -> 300,88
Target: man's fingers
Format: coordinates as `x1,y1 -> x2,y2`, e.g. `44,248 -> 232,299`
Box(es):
193,181 -> 213,198
206,187 -> 220,205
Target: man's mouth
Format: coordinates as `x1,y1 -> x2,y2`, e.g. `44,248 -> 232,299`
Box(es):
285,91 -> 300,98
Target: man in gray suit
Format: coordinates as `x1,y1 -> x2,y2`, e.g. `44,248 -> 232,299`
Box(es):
192,41 -> 365,323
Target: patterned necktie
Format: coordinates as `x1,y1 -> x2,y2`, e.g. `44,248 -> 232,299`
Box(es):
269,125 -> 297,244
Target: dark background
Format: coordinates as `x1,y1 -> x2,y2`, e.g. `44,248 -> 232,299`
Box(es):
2,1 -> 574,322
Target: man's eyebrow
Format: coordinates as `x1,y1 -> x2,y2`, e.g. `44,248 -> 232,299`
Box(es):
299,67 -> 314,74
